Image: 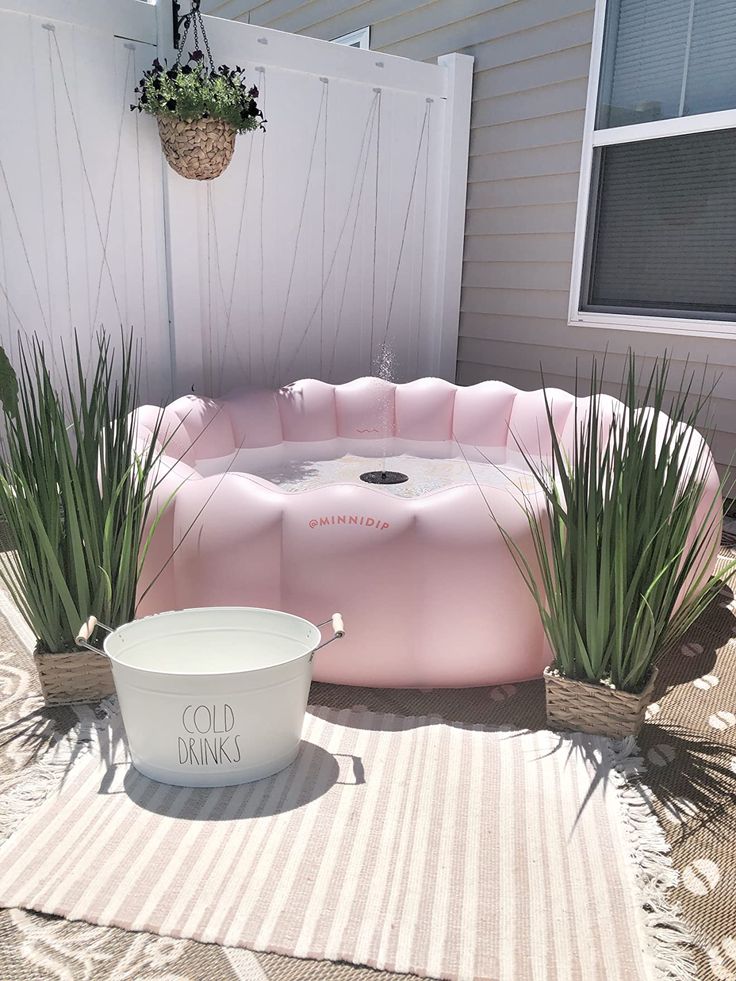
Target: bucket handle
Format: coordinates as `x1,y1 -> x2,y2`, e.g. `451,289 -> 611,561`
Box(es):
76,616 -> 113,656
313,613 -> 345,657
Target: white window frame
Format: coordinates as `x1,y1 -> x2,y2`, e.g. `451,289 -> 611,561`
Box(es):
568,0 -> 736,340
331,27 -> 370,49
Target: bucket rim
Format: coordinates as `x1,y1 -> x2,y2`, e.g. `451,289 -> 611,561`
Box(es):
102,606 -> 322,677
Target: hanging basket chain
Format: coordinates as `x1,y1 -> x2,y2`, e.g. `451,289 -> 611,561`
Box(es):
173,0 -> 193,61
175,1 -> 215,71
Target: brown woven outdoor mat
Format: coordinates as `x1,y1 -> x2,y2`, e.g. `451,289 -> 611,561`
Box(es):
1,553 -> 735,980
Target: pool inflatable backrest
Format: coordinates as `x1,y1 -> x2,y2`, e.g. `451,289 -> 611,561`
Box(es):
136,378 -> 587,463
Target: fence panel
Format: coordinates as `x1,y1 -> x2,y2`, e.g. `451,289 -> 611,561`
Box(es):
0,1 -> 171,400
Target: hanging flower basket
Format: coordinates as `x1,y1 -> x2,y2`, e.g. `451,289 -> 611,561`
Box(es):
131,2 -> 264,182
157,116 -> 236,181
543,665 -> 659,739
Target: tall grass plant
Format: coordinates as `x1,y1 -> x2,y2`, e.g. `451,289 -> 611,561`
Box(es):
497,355 -> 731,693
0,333 -> 166,653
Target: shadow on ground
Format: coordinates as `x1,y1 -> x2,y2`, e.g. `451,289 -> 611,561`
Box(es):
637,722 -> 736,842
0,699 -> 123,786
0,703 -> 77,767
309,677 -> 548,731
106,738 -> 355,818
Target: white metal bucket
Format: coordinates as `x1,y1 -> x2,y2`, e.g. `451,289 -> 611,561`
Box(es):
76,608 -> 344,788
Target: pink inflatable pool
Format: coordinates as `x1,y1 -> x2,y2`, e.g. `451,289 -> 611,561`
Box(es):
133,377 -> 720,688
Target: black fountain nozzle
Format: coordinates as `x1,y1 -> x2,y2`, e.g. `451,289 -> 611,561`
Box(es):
360,470 -> 409,485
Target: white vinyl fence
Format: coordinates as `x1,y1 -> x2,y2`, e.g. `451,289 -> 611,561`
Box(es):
0,1 -> 171,402
0,0 -> 472,401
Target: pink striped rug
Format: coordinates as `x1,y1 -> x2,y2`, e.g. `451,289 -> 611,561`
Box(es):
0,707 -> 690,981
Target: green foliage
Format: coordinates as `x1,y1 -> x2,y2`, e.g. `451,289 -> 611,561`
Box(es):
131,51 -> 265,134
0,333 -> 167,653
0,346 -> 18,418
496,355 -> 733,694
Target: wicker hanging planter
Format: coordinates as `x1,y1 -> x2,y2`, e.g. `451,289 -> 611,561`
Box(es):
157,116 -> 236,181
543,665 -> 658,739
131,2 -> 264,183
34,647 -> 114,706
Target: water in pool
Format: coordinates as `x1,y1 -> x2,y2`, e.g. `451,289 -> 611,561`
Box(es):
195,438 -> 540,498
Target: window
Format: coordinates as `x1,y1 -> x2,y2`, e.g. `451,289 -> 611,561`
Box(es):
570,0 -> 736,337
331,27 -> 370,50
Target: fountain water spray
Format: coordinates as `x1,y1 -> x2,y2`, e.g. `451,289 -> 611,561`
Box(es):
360,343 -> 409,485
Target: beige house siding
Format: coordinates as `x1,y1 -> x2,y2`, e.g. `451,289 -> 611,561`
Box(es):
203,0 -> 736,472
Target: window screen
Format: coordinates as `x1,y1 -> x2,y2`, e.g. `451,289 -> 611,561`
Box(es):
597,0 -> 736,129
583,129 -> 736,319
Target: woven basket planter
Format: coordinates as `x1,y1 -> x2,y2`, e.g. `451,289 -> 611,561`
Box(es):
157,116 -> 236,181
33,646 -> 114,706
543,665 -> 658,739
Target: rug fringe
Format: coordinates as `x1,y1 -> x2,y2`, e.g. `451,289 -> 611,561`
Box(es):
607,736 -> 698,981
0,700 -> 115,845
0,736 -> 78,844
